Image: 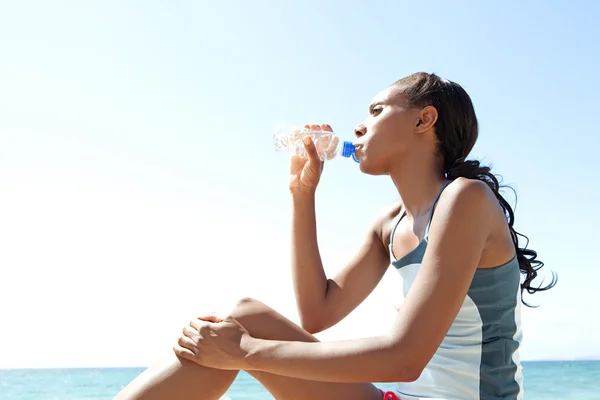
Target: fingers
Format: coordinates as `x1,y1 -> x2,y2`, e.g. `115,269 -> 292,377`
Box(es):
190,319 -> 214,333
175,326 -> 202,360
302,123 -> 331,163
197,313 -> 223,323
173,344 -> 196,360
182,325 -> 201,339
175,321 -> 212,363
178,332 -> 199,349
304,123 -> 332,132
175,333 -> 199,362
223,315 -> 237,323
302,135 -> 321,165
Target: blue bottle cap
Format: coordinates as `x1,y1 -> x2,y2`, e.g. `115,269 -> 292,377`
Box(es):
341,141 -> 360,163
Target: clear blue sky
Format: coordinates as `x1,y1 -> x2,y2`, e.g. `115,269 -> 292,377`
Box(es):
0,0 -> 598,368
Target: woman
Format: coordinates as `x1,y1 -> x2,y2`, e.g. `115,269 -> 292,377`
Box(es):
115,72 -> 555,400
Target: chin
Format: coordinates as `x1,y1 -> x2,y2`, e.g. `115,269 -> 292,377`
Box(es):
358,160 -> 388,176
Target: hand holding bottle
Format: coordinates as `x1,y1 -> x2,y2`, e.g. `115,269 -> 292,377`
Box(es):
288,123 -> 333,195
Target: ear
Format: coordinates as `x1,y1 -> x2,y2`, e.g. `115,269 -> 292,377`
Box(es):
415,105 -> 438,133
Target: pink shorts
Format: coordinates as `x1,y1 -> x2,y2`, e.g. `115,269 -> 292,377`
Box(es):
379,389 -> 400,400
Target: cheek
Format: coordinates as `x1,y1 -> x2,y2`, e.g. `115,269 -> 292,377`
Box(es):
361,130 -> 394,159
378,112 -> 413,142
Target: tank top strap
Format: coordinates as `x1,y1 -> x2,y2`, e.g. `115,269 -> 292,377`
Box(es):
388,207 -> 406,256
424,180 -> 452,238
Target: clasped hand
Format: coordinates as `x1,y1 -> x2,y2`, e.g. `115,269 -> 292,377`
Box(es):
173,314 -> 251,371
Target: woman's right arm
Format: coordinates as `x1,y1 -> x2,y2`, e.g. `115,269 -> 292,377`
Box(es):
288,124 -> 393,334
291,191 -> 393,334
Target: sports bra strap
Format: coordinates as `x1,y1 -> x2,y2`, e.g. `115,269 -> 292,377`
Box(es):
424,180 -> 452,238
389,180 -> 452,250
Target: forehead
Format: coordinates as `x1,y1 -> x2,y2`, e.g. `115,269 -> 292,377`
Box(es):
369,86 -> 405,106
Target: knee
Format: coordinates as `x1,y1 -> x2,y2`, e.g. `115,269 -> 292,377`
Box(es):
229,297 -> 267,319
235,296 -> 259,308
223,297 -> 316,343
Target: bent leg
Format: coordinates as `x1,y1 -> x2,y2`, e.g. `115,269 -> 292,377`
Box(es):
114,354 -> 237,400
232,298 -> 382,400
115,297 -> 382,400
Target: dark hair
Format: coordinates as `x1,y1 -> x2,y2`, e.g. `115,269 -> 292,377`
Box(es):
393,72 -> 556,305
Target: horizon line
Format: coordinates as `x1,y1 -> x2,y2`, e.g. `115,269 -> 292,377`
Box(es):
1,357 -> 599,370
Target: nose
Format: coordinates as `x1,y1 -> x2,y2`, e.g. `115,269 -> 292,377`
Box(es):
354,123 -> 366,138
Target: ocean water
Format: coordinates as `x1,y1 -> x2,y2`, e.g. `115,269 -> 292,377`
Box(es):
0,361 -> 598,399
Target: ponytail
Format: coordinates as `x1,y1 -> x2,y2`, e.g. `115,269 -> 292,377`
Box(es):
445,159 -> 557,305
393,72 -> 556,305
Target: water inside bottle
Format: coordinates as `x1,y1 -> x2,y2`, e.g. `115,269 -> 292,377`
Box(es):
273,125 -> 341,160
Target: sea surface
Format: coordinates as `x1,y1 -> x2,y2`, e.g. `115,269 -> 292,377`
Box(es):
1,360 -> 598,399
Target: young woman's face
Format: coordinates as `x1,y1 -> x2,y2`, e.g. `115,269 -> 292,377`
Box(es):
353,87 -> 422,176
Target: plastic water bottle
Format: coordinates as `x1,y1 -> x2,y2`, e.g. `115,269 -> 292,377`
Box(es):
273,125 -> 359,163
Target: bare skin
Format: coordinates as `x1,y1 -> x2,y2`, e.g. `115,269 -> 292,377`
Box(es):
115,86 -> 517,399
114,297 -> 383,400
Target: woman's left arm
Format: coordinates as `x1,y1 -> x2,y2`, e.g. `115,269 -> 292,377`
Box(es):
176,179 -> 495,383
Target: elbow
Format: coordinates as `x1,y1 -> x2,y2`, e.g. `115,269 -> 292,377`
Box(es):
385,342 -> 427,382
298,305 -> 331,334
299,317 -> 326,335
302,324 -> 322,335
379,362 -> 422,383
299,308 -> 335,334
392,362 -> 424,383
375,362 -> 422,383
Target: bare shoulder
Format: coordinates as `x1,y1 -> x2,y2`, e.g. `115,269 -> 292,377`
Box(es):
372,199 -> 403,247
437,178 -> 514,267
431,178 -> 506,254
380,198 -> 403,221
438,177 -> 498,215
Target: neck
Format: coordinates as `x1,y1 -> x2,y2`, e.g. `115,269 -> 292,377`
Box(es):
389,154 -> 448,219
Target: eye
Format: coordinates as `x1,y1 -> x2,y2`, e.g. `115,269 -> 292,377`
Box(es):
370,105 -> 383,115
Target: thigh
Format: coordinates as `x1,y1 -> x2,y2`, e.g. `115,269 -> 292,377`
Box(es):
114,354 -> 238,400
231,297 -> 383,400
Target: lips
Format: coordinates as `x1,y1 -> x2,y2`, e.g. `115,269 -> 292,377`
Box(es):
353,146 -> 363,160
